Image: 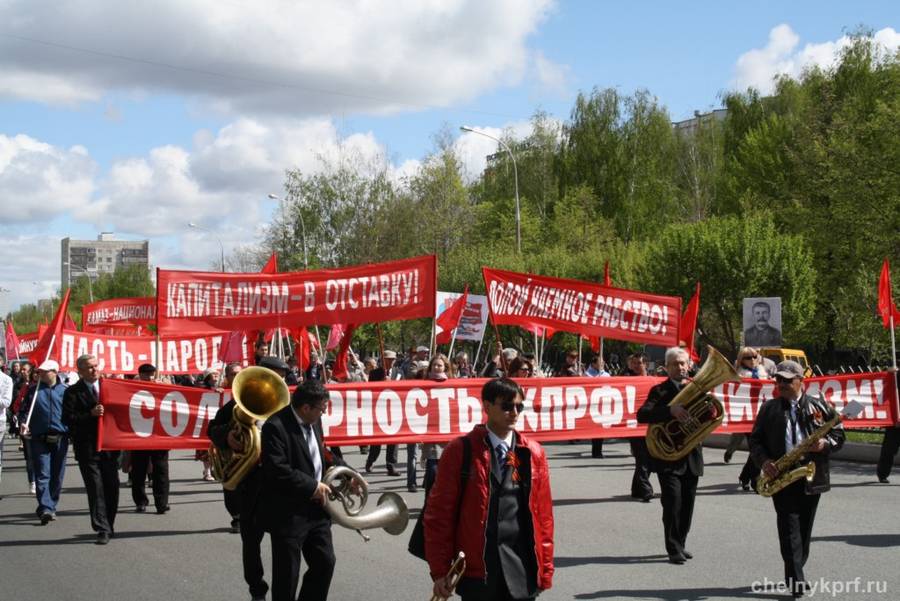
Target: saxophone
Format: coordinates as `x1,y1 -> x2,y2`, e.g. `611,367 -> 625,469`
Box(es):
757,399 -> 862,497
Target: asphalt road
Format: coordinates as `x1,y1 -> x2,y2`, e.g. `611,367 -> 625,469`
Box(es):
1,437 -> 897,601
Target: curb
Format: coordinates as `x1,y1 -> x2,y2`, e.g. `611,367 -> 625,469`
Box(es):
705,433 -> 897,465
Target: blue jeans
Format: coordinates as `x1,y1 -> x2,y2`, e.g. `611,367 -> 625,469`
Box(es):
406,444 -> 418,487
30,434 -> 69,515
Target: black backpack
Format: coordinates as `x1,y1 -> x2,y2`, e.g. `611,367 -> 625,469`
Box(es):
408,436 -> 471,560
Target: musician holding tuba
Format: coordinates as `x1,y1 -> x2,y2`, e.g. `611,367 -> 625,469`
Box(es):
749,360 -> 845,598
260,378 -> 360,601
637,347 -> 711,565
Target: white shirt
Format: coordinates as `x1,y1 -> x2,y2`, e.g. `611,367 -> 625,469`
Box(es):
785,400 -> 805,453
292,408 -> 322,481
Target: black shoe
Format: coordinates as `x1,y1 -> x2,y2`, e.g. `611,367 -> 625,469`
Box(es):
682,550 -> 693,559
668,553 -> 686,564
386,466 -> 399,476
156,505 -> 171,514
641,494 -> 653,503
407,485 -> 418,493
364,463 -> 373,474
40,512 -> 53,525
723,450 -> 733,463
878,477 -> 890,483
230,518 -> 241,534
740,480 -> 751,491
96,532 -> 110,545
136,504 -> 147,513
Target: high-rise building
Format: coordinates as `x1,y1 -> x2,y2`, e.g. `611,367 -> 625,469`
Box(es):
61,233 -> 149,289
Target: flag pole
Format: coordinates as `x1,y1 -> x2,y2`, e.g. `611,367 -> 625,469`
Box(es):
472,328 -> 486,373
24,334 -> 56,429
376,323 -> 386,369
448,326 -> 459,360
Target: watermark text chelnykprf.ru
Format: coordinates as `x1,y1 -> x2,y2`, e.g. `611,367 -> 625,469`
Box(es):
751,577 -> 887,597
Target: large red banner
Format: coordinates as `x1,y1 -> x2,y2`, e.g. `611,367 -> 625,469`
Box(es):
97,372 -> 897,450
156,255 -> 437,335
82,297 -> 156,332
482,267 -> 682,346
58,329 -> 251,374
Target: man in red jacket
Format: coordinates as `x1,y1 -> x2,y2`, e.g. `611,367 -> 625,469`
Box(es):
425,378 -> 554,601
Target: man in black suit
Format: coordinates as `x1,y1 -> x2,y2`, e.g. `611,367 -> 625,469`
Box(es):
750,360 -> 845,598
637,347 -> 706,564
261,379 -> 354,601
130,363 -> 170,514
61,354 -> 120,545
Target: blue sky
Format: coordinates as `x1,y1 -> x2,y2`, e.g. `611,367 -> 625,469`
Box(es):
0,1 -> 898,317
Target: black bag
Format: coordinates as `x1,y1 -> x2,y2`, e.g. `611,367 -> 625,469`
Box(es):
43,432 -> 61,445
408,436 -> 471,560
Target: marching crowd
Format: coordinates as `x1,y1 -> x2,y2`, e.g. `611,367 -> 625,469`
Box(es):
1,342 -> 898,601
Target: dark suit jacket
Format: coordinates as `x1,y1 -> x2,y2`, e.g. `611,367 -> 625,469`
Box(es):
260,405 -> 342,536
62,378 -> 102,460
636,378 -> 704,476
749,393 -> 845,494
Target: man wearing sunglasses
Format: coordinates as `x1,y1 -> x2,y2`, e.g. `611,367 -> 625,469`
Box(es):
749,360 -> 845,598
425,378 -> 554,601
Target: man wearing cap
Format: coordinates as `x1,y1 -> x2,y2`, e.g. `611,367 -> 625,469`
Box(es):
18,359 -> 69,524
749,360 -> 845,598
62,354 -> 120,544
364,350 -> 400,476
130,364 -> 170,514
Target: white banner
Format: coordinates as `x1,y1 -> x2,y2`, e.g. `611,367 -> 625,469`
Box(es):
435,291 -> 488,342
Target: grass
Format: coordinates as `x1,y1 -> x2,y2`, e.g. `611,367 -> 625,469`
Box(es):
846,429 -> 885,444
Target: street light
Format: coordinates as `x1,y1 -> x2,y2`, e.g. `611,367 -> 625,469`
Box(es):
268,193 -> 308,269
188,222 -> 225,272
63,262 -> 94,303
460,125 -> 521,254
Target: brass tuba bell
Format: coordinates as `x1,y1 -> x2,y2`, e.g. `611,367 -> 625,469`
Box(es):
645,345 -> 740,461
322,466 -> 409,542
209,366 -> 290,490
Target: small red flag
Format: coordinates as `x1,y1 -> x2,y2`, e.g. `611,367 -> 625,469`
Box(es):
261,252 -> 278,274
331,324 -> 358,381
878,259 -> 900,329
679,282 -> 701,362
30,289 -> 71,364
436,286 -> 469,345
5,320 -> 21,360
218,330 -> 246,364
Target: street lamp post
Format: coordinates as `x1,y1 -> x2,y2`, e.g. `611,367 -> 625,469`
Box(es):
268,193 -> 308,269
460,126 -> 521,254
188,222 -> 225,272
63,262 -> 94,303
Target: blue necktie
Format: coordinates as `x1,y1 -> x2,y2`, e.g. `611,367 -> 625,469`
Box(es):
496,442 -> 508,479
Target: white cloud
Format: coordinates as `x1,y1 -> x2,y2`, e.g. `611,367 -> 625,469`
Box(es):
455,120 -> 542,181
0,0 -> 557,117
0,234 -> 62,317
0,134 -> 96,221
532,50 -> 570,97
732,25 -> 900,94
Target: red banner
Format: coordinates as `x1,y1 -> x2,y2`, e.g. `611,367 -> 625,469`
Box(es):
97,372 -> 897,450
156,255 -> 437,335
58,329 -> 252,374
482,267 -> 682,347
82,297 -> 156,332
16,330 -> 41,359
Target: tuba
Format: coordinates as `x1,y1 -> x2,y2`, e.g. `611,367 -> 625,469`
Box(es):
757,399 -> 862,497
323,466 -> 409,542
209,366 -> 290,491
646,346 -> 740,461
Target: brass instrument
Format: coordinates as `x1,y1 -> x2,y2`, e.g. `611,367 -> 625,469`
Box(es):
646,346 -> 740,461
430,552 -> 466,601
323,466 -> 409,542
757,400 -> 862,497
209,366 -> 290,490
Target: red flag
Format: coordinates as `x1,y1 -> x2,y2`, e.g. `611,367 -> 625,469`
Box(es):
679,282 -> 701,362
436,287 -> 469,345
5,320 -> 21,360
293,326 -> 312,371
325,323 -> 345,350
331,324 -> 358,381
64,312 -> 78,332
261,252 -> 278,274
878,259 -> 900,329
30,289 -> 71,364
218,330 -> 246,364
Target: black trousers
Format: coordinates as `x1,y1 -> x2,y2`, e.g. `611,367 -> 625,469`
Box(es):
130,450 -> 169,511
591,439 -> 604,457
76,449 -> 120,535
458,576 -> 535,601
657,471 -> 698,556
877,426 -> 900,480
772,480 -> 820,591
365,444 -> 398,468
241,509 -> 268,598
271,519 -> 335,601
629,438 -> 654,499
224,487 -> 241,518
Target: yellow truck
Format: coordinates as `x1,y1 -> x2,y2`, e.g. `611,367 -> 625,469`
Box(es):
757,348 -> 814,377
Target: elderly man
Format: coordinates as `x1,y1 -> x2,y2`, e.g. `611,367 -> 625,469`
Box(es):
750,360 -> 845,598
18,359 -> 69,524
62,354 -> 120,544
637,347 -> 706,564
